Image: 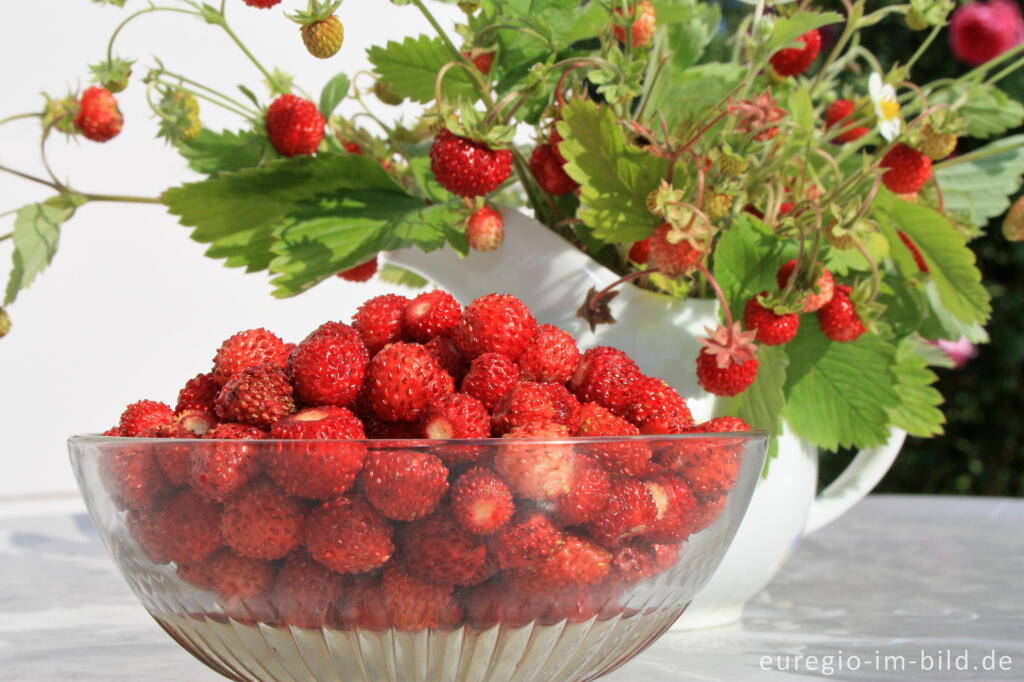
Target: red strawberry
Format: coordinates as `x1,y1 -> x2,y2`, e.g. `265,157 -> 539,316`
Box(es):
429,128 -> 512,198
491,381 -> 557,434
466,205 -> 504,252
361,449 -> 449,521
337,574 -> 389,629
825,99 -> 868,143
555,454 -> 612,526
460,352 -> 520,410
626,376 -> 693,431
658,418 -> 745,500
769,29 -> 821,77
126,507 -> 173,564
529,144 -> 578,195
497,421 -> 575,500
696,415 -> 750,433
305,495 -> 394,574
243,0 -> 282,7
897,230 -> 930,273
743,293 -> 800,346
337,257 -> 377,281
403,289 -> 461,342
119,400 -> 175,437
74,86 -> 123,142
272,549 -> 345,629
175,372 -> 220,414
361,414 -> 422,440
569,346 -> 642,417
464,579 -> 541,629
421,392 -> 490,439
642,472 -> 699,543
352,293 -> 409,355
513,534 -> 611,590
265,94 -> 325,157
696,323 -> 759,396
176,560 -> 216,590
220,480 -> 305,560
190,427 -> 266,501
424,335 -> 467,384
776,259 -> 835,312
402,513 -> 492,586
290,321 -> 369,408
462,49 -> 495,75
102,427 -> 121,437
649,222 -> 703,277
587,476 -> 658,547
205,549 -> 276,621
212,328 -> 291,386
692,495 -> 728,533
542,383 -> 583,431
574,402 -> 652,477
154,489 -> 224,564
518,323 -> 581,384
489,510 -> 565,572
452,293 -> 537,361
612,539 -> 680,583
214,363 -> 296,429
99,445 -> 169,510
613,0 -> 657,48
628,237 -> 652,264
364,342 -> 454,422
817,283 -> 867,342
881,143 -> 932,195
381,562 -> 463,630
267,406 -> 367,500
450,467 -> 515,535
153,411 -> 216,484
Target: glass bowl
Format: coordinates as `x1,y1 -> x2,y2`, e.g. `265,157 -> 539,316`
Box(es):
69,432 -> 768,682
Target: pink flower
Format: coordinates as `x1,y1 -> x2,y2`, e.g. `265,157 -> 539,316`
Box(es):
949,0 -> 1024,66
930,335 -> 979,370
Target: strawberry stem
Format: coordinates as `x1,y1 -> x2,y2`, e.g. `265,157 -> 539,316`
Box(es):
106,6 -> 200,65
587,268 -> 659,313
0,112 -> 41,127
409,0 -> 491,103
0,164 -> 61,191
696,261 -> 734,341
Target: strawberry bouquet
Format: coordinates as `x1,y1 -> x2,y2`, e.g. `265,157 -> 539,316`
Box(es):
4,0 -> 1024,457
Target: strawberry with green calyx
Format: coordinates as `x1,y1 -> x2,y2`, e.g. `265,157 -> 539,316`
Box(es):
43,93 -> 80,136
430,105 -> 514,198
612,0 -> 657,49
693,263 -> 759,396
265,94 -> 325,157
743,292 -> 800,346
156,89 -> 201,143
288,1 -> 344,59
776,259 -> 834,313
89,57 -> 134,94
373,81 -> 404,106
461,47 -> 496,76
74,86 -> 123,142
769,29 -> 821,78
824,98 -> 869,144
880,143 -> 931,195
817,283 -> 868,342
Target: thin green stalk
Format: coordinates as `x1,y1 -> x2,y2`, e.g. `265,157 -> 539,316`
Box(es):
409,0 -> 491,104
84,194 -> 162,204
933,137 -> 1024,171
216,11 -> 288,96
902,23 -> 942,74
107,6 -> 199,62
986,52 -> 1024,86
154,71 -> 259,117
0,112 -> 41,127
960,39 -> 1024,83
0,232 -> 12,243
0,164 -> 61,191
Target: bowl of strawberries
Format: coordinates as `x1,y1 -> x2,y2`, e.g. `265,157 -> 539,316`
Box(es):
68,290 -> 767,682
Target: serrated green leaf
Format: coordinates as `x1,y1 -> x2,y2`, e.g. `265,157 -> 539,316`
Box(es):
782,324 -> 899,451
558,99 -> 666,243
319,73 -> 350,118
489,0 -> 577,94
237,85 -> 260,109
768,11 -> 843,51
367,35 -> 477,104
887,341 -> 945,438
378,264 -> 430,289
406,147 -> 457,203
917,280 -> 990,344
823,231 -> 889,276
4,201 -> 73,305
176,129 -> 272,176
873,190 -> 990,325
722,345 -> 788,475
788,88 -> 814,135
712,214 -> 796,321
643,62 -> 746,130
933,134 -> 1024,228
931,83 -> 1024,139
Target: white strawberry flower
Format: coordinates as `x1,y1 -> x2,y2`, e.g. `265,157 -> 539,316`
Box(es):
869,72 -> 901,142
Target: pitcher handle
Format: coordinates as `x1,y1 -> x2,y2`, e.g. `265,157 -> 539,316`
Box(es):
804,427 -> 907,534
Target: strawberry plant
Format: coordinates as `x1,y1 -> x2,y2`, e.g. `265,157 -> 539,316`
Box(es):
3,0 -> 1024,458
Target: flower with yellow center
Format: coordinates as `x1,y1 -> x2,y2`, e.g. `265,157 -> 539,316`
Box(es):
869,72 -> 901,141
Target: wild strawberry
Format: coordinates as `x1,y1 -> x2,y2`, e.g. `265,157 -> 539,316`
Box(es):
337,574 -> 389,629
497,421 -> 575,500
529,144 -> 578,195
191,427 -> 266,501
588,476 -> 659,547
267,406 -> 367,500
100,445 -> 169,511
612,539 -> 680,583
167,410 -> 216,438
776,260 -> 835,313
743,293 -> 800,346
466,205 -> 504,252
692,495 -> 728,533
881,143 -> 932,195
626,376 -> 693,431
337,257 -> 377,281
381,562 -> 463,630
361,415 -> 422,440
628,237 -> 651,264
421,392 -> 490,439
364,342 -> 454,422
352,293 -> 409,355
657,418 -> 746,500
542,383 -> 583,431
464,579 -> 540,629
265,94 -> 325,157
175,372 -> 219,414
518,323 -> 581,384
176,560 -> 216,590
212,328 -> 291,386
523,535 -> 611,590
574,402 -> 652,477
450,467 -> 515,535
555,454 -> 612,526
305,495 -> 394,574
294,4 -> 345,59
460,352 -> 520,410
74,86 -> 123,142
220,480 -> 305,560
272,550 -> 345,629
462,48 -> 495,75
429,128 -> 512,198
119,400 -> 175,437
919,124 -> 957,160
402,513 -> 492,586
897,230 -> 930,273
825,99 -> 868,143
290,321 -> 369,408
403,289 -> 461,342
425,335 -> 468,384
154,411 -> 216,485
613,0 -> 657,48
696,415 -> 751,433
453,293 -> 537,361
769,29 -> 821,77
489,510 -> 565,572
569,346 -> 642,416
205,549 -> 276,620
649,222 -> 703,277
491,381 -> 557,434
126,508 -> 172,564
642,472 -> 699,543
361,449 -> 450,521
154,490 -> 224,564
695,323 -> 759,397
817,284 -> 867,342
214,363 -> 295,429
243,0 -> 282,7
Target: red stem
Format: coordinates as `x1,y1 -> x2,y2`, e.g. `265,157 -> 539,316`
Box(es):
588,268 -> 659,312
696,262 -> 734,342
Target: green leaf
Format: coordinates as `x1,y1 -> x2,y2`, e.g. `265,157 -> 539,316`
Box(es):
782,324 -> 899,451
489,0 -> 577,94
406,145 -> 457,203
768,11 -> 843,51
163,154 -> 405,272
319,72 -> 350,118
237,85 -> 260,109
4,200 -> 74,305
917,280 -> 990,344
558,98 -> 667,243
378,264 -> 430,289
367,35 -> 477,104
823,231 -> 889,276
887,340 -> 945,438
644,63 -> 746,130
931,83 -> 1024,139
788,88 -> 814,136
723,345 -> 788,476
176,129 -> 272,176
933,134 -> 1024,228
712,214 -> 796,321
874,190 -> 991,325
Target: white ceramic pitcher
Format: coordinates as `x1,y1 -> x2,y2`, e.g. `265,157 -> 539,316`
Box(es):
384,208 -> 906,629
